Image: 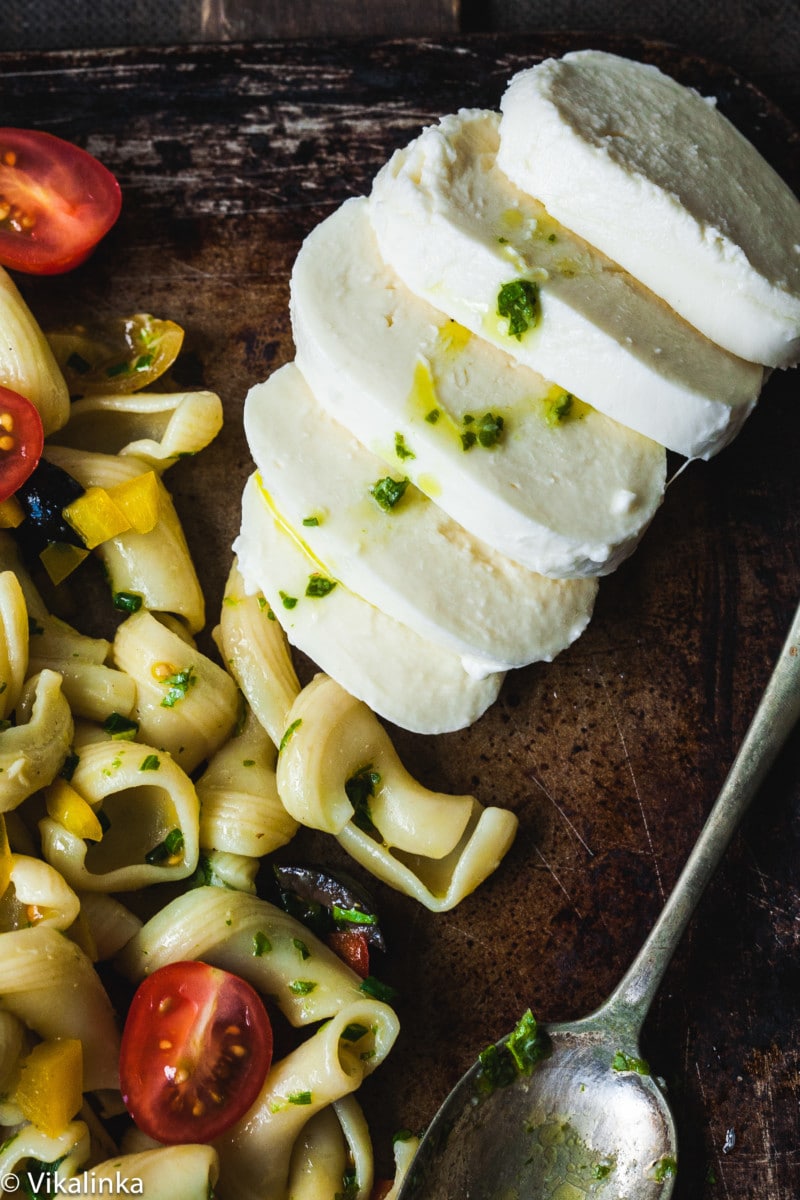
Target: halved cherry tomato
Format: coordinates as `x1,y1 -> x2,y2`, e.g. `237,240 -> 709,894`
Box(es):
119,961 -> 273,1144
328,928 -> 371,979
0,386 -> 44,502
0,128 -> 121,274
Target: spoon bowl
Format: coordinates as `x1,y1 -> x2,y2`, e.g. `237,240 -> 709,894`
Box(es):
398,599 -> 800,1200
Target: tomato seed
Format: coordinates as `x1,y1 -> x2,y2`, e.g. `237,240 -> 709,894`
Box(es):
159,1039 -> 173,1050
2,151 -> 16,166
230,1044 -> 247,1058
192,1100 -> 205,1117
0,412 -> 14,432
0,436 -> 13,452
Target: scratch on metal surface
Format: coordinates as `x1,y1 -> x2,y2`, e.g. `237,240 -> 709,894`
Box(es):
534,846 -> 584,921
529,772 -> 595,859
595,659 -> 666,902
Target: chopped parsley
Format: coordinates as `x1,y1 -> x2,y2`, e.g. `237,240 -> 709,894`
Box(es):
302,515 -> 320,526
544,390 -> 574,425
293,937 -> 311,960
475,1009 -> 549,1097
102,712 -> 139,740
370,475 -> 409,512
288,980 -> 317,996
145,827 -> 184,865
332,904 -> 378,927
359,975 -> 398,1004
305,573 -> 336,598
160,667 -> 197,708
112,590 -> 143,614
341,1022 -> 370,1043
425,408 -> 440,424
345,765 -> 381,834
279,590 -> 298,609
497,278 -> 541,339
60,751 -> 80,781
139,753 -> 160,771
253,931 -> 272,956
652,1156 -> 678,1182
394,431 -> 415,460
611,1050 -> 651,1075
279,718 -> 302,752
288,1090 -> 313,1105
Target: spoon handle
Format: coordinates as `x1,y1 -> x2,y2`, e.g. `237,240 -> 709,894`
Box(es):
603,598 -> 800,1031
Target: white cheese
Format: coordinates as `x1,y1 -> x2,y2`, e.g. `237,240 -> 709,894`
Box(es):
291,196 -> 666,578
244,362 -> 598,672
498,51 -> 800,369
234,475 -> 505,735
369,108 -> 764,459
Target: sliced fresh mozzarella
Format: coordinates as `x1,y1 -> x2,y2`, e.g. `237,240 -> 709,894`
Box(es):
291,196 -> 666,578
244,362 -> 598,672
498,51 -> 800,369
234,474 -> 505,735
369,109 -> 764,459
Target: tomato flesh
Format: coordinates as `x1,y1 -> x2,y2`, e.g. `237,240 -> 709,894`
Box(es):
328,928 -> 371,979
0,386 -> 44,502
0,128 -> 121,274
119,961 -> 273,1144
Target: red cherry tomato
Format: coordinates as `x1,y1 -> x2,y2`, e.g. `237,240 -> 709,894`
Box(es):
0,386 -> 44,502
119,961 -> 273,1144
328,928 -> 371,978
0,128 -> 121,274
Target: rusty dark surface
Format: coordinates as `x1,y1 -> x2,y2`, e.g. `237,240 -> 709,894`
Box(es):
2,32 -> 798,1199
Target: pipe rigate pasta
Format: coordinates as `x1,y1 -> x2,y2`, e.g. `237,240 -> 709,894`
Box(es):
216,558 -> 301,749
0,571 -> 28,720
39,737 -> 200,892
112,609 -> 239,773
53,389 -> 223,470
0,669 -> 72,811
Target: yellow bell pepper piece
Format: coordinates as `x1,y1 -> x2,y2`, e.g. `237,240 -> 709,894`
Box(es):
39,541 -> 90,586
45,778 -> 104,842
62,485 -> 131,549
106,470 -> 160,534
0,495 -> 24,528
13,1038 -> 83,1136
0,815 -> 11,899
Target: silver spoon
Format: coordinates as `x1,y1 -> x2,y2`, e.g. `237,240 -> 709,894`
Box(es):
397,599 -> 800,1200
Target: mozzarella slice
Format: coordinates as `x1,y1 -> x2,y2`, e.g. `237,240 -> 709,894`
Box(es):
498,51 -> 800,369
234,475 -> 505,735
291,196 -> 666,578
369,109 -> 764,459
244,362 -> 598,672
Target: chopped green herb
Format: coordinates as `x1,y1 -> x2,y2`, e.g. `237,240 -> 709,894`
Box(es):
334,1168 -> 359,1200
242,758 -> 255,767
507,1009 -> 548,1074
341,1022 -> 370,1043
359,975 -> 398,1004
345,765 -> 381,834
476,1009 -> 549,1096
370,475 -> 409,512
288,980 -> 317,996
394,431 -> 415,460
332,904 -> 378,927
253,931 -> 272,957
102,712 -> 139,740
302,515 -> 320,527
544,390 -> 574,425
112,591 -> 143,614
160,667 -> 197,708
476,412 -> 504,448
460,430 -> 477,451
652,1156 -> 677,1182
293,937 -> 311,960
425,408 -> 440,424
548,232 -> 557,243
288,1090 -> 313,1105
497,236 -> 509,244
393,1129 -> 415,1144
305,573 -> 336,598
497,278 -> 541,339
279,718 -> 302,752
279,590 -> 298,609
611,1050 -> 650,1075
145,827 -> 184,865
139,753 -> 160,771
593,1161 -> 614,1180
